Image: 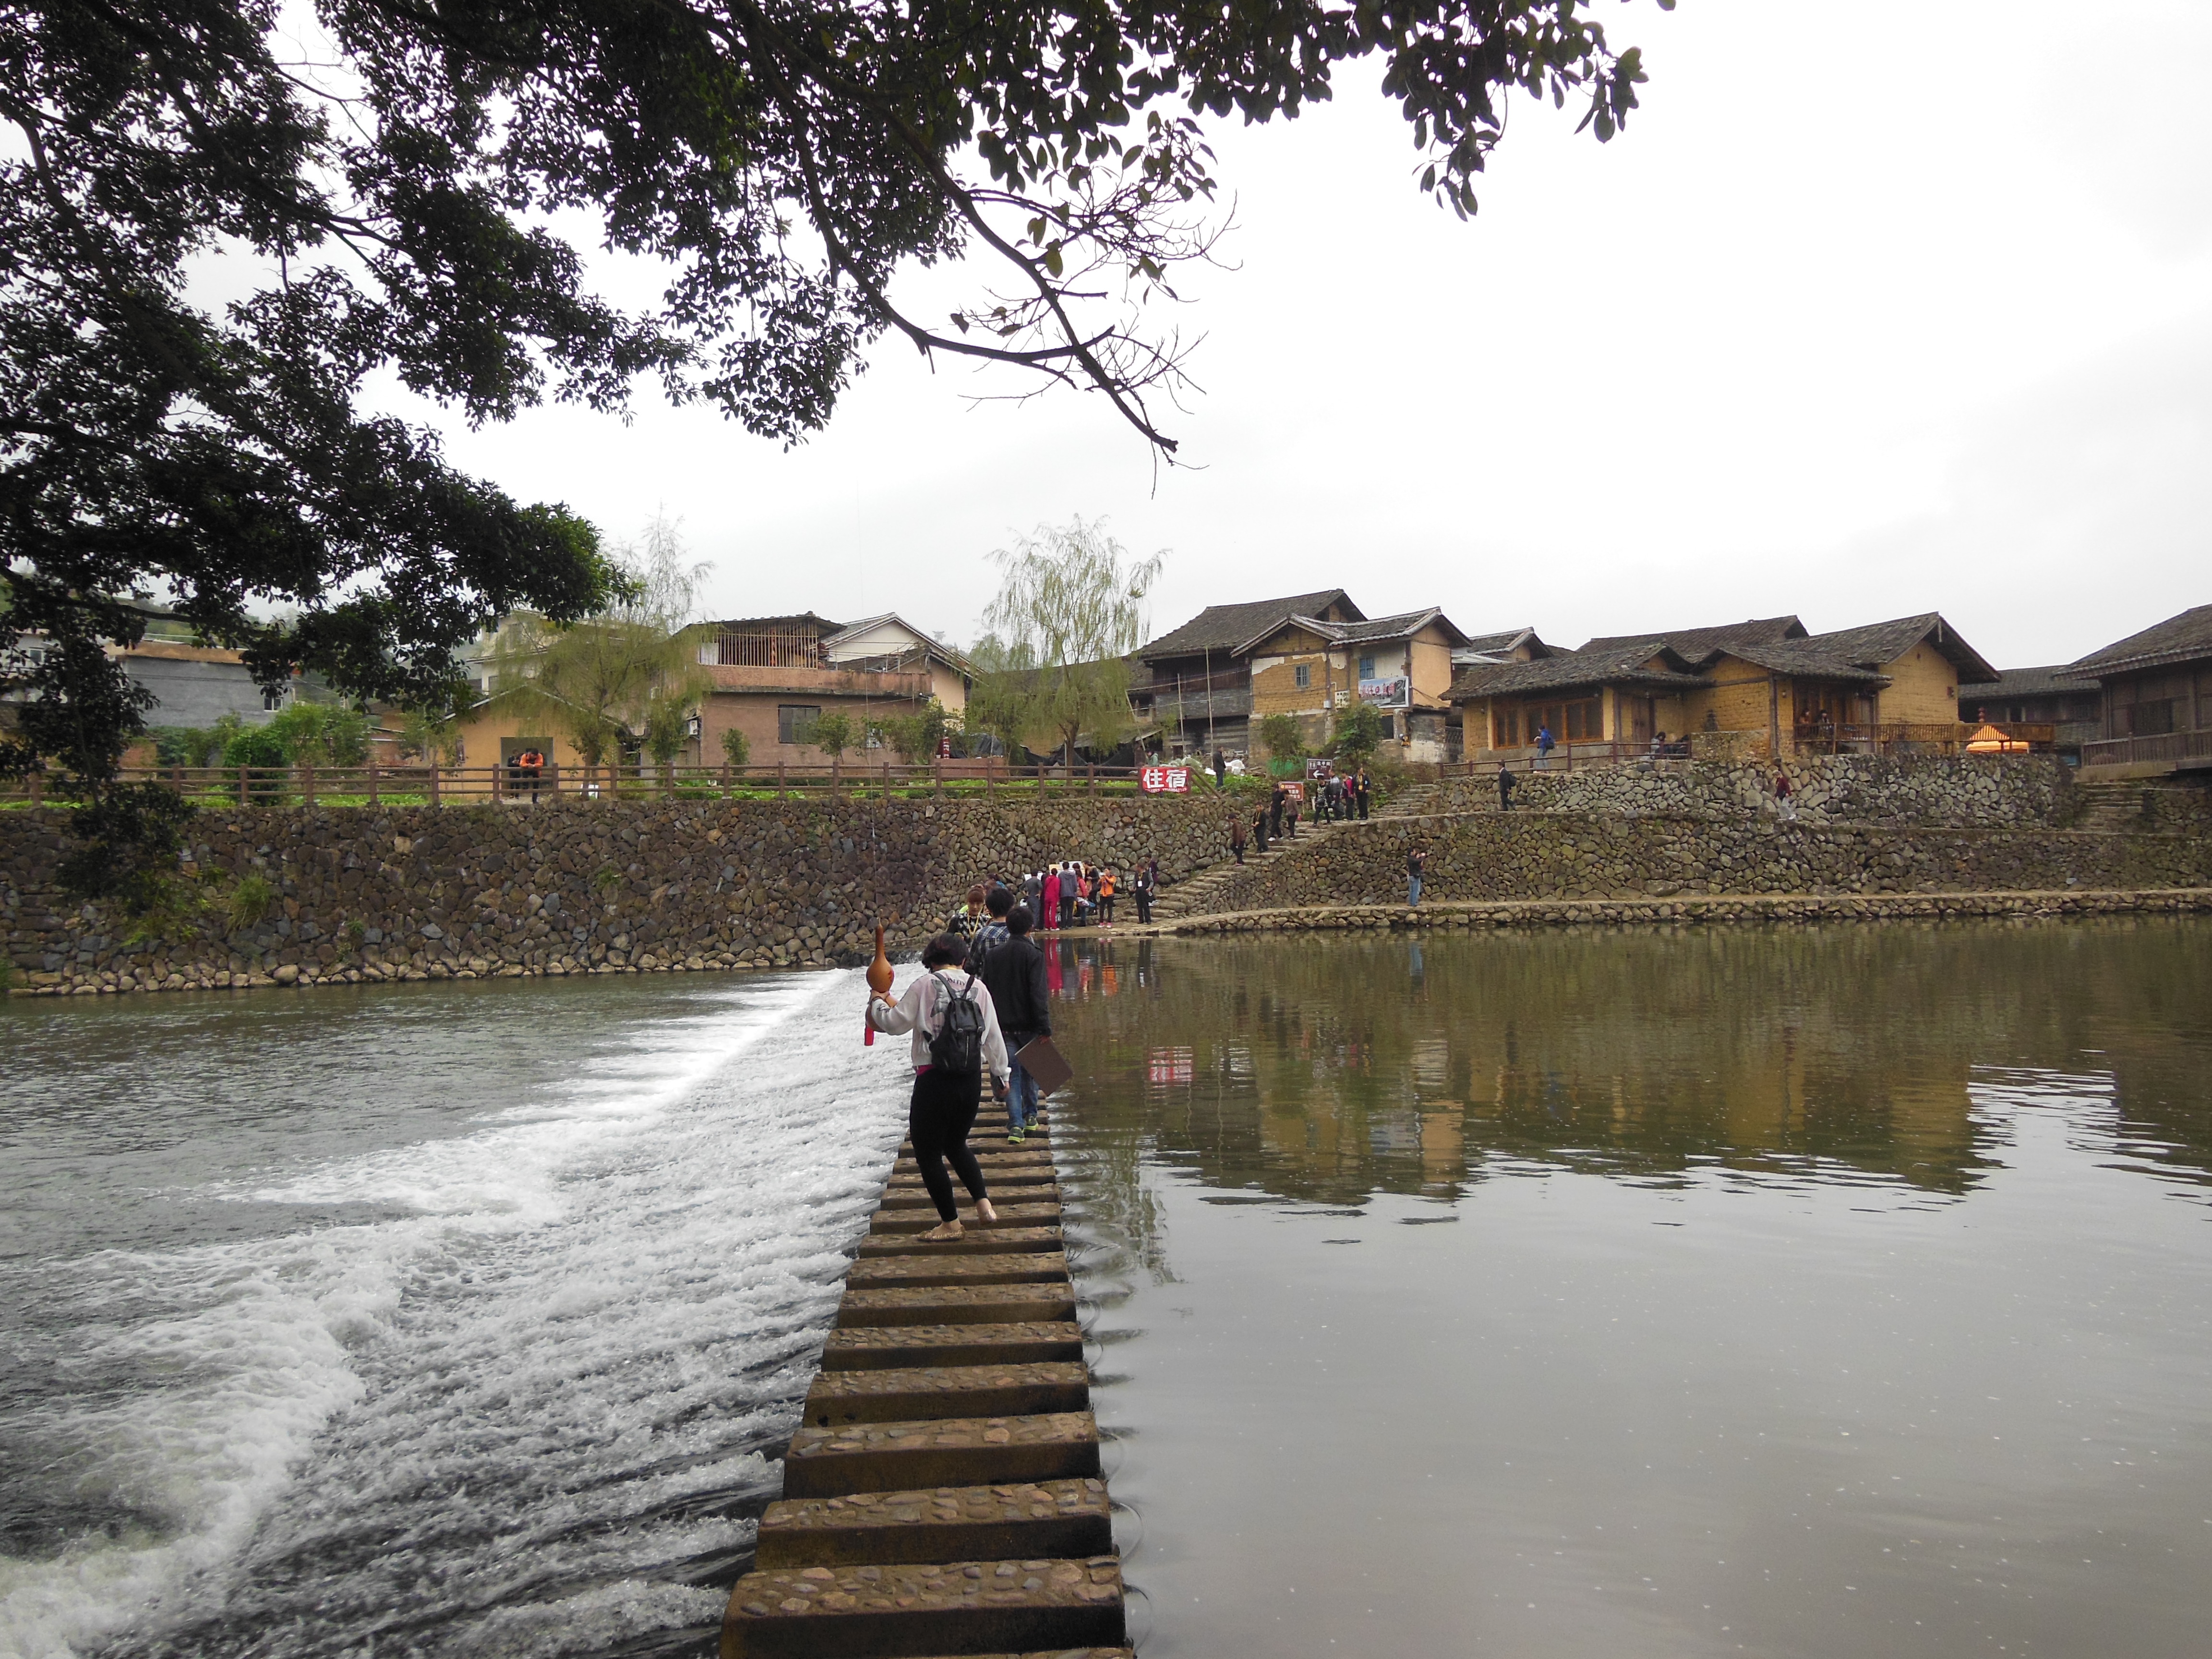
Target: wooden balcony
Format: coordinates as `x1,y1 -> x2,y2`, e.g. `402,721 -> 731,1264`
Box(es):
2080,728 -> 2212,776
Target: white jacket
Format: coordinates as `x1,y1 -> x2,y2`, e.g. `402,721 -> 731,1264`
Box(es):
867,970 -> 1011,1085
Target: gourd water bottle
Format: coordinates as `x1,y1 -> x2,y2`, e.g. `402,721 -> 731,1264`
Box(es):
864,923 -> 893,1045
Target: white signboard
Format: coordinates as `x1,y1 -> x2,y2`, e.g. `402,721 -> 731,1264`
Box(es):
1358,676 -> 1411,709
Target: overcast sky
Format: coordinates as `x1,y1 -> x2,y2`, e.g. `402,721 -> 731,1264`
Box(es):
390,0 -> 2211,671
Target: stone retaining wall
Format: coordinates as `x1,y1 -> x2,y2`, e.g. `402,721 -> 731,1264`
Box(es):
1195,811 -> 2212,914
1,795 -> 1235,995
1434,754 -> 2081,827
1156,887 -> 2212,934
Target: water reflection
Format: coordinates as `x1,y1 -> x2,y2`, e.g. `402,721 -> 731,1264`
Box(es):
1044,920 -> 2212,1659
1044,922 -> 2212,1204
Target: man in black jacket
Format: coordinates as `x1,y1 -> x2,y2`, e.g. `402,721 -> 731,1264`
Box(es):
977,904 -> 1052,1142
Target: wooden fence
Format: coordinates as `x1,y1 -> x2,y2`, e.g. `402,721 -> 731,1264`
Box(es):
3,757 -> 1225,809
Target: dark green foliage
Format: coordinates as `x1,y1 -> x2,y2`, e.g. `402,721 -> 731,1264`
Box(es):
149,723 -> 234,768
221,724 -> 290,770
55,782 -> 197,913
1332,702 -> 1389,765
3,0 -> 1651,892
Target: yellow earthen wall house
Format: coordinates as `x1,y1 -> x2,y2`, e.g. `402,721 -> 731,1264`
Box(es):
1875,639 -> 1963,725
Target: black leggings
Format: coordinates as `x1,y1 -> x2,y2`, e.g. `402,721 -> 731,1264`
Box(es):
910,1065 -> 989,1222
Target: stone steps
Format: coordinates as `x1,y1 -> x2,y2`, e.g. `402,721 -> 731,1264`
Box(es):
821,1322 -> 1086,1371
878,1189 -> 1060,1213
837,1283 -> 1079,1327
725,1557 -> 1125,1659
854,1227 -> 1064,1259
755,1478 -> 1112,1568
846,1254 -> 1073,1291
868,1204 -> 1063,1236
1147,821 -> 1351,920
802,1362 -> 1092,1428
724,1123 -> 1126,1659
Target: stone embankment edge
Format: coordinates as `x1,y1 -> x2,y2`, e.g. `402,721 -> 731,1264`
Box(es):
1135,886 -> 2212,934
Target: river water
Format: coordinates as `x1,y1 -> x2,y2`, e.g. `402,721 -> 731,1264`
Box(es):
4,920 -> 2209,1659
0,970 -> 915,1659
1049,918 -> 2212,1659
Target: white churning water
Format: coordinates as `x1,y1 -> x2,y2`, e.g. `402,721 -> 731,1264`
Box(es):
0,968 -> 916,1659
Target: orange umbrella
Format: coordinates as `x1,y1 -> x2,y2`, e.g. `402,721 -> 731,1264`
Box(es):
1965,723 -> 2029,754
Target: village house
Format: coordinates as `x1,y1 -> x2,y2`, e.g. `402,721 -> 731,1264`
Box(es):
1955,665 -> 2103,764
1133,589 -> 1470,762
696,611 -> 970,768
447,609 -> 968,774
1448,613 -> 1998,761
2068,603 -> 2212,782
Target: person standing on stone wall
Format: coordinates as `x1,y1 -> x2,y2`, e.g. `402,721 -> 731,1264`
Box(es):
1497,766 -> 1517,812
1535,724 -> 1556,769
1099,866 -> 1117,925
1407,845 -> 1427,907
979,905 -> 1052,1142
1038,864 -> 1060,931
1355,768 -> 1371,820
1133,863 -> 1154,924
1214,746 -> 1226,786
1270,782 -> 1286,840
866,933 -> 1008,1239
1230,813 -> 1247,865
1252,805 -> 1269,855
1774,769 -> 1798,824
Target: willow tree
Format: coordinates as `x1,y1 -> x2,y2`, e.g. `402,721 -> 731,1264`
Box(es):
980,519 -> 1163,769
490,518 -> 710,784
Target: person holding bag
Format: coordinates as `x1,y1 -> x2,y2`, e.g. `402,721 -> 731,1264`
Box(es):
866,933 -> 1010,1240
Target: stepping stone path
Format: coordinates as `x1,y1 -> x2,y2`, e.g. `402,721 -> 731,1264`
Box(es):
723,1118 -> 1130,1659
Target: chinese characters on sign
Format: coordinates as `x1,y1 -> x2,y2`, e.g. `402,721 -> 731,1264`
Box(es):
1140,765 -> 1192,794
1358,677 -> 1411,709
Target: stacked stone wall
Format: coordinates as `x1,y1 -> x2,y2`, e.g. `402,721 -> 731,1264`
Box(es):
1,794 -> 1235,995
1432,754 -> 2081,827
1197,811 -> 2212,914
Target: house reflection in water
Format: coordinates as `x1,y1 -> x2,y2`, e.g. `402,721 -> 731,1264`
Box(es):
1043,922 -> 2212,1209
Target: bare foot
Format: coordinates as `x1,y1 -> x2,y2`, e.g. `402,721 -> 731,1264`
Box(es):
975,1198 -> 998,1226
918,1220 -> 963,1241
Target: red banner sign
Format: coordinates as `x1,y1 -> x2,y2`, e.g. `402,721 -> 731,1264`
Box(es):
1140,765 -> 1192,794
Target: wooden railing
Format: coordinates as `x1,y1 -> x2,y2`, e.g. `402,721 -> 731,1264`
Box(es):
2080,729 -> 2212,770
0,757 -> 1279,808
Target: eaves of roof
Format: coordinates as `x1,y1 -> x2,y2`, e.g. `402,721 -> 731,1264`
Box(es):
2068,603 -> 2212,677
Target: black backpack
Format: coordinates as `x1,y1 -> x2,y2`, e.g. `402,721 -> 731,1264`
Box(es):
927,972 -> 986,1076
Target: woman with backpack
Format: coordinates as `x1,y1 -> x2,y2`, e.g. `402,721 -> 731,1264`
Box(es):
866,933 -> 1012,1240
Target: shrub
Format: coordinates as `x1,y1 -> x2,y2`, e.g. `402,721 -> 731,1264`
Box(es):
811,710 -> 855,759
228,873 -> 277,928
720,726 -> 751,768
264,701 -> 371,766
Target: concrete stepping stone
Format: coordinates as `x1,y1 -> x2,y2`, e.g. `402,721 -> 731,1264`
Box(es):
803,1361 -> 1090,1427
723,1555 -> 1124,1659
856,1227 -> 1063,1259
890,1165 -> 1058,1187
755,1478 -> 1111,1569
820,1322 -> 1085,1371
781,1411 -> 1099,1498
878,1185 -> 1059,1211
836,1283 -> 1077,1328
846,1253 -> 1071,1291
869,1204 -> 1060,1234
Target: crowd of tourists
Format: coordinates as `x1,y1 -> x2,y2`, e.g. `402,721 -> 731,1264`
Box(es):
871,859 -> 1163,1240
944,859 -> 1163,932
